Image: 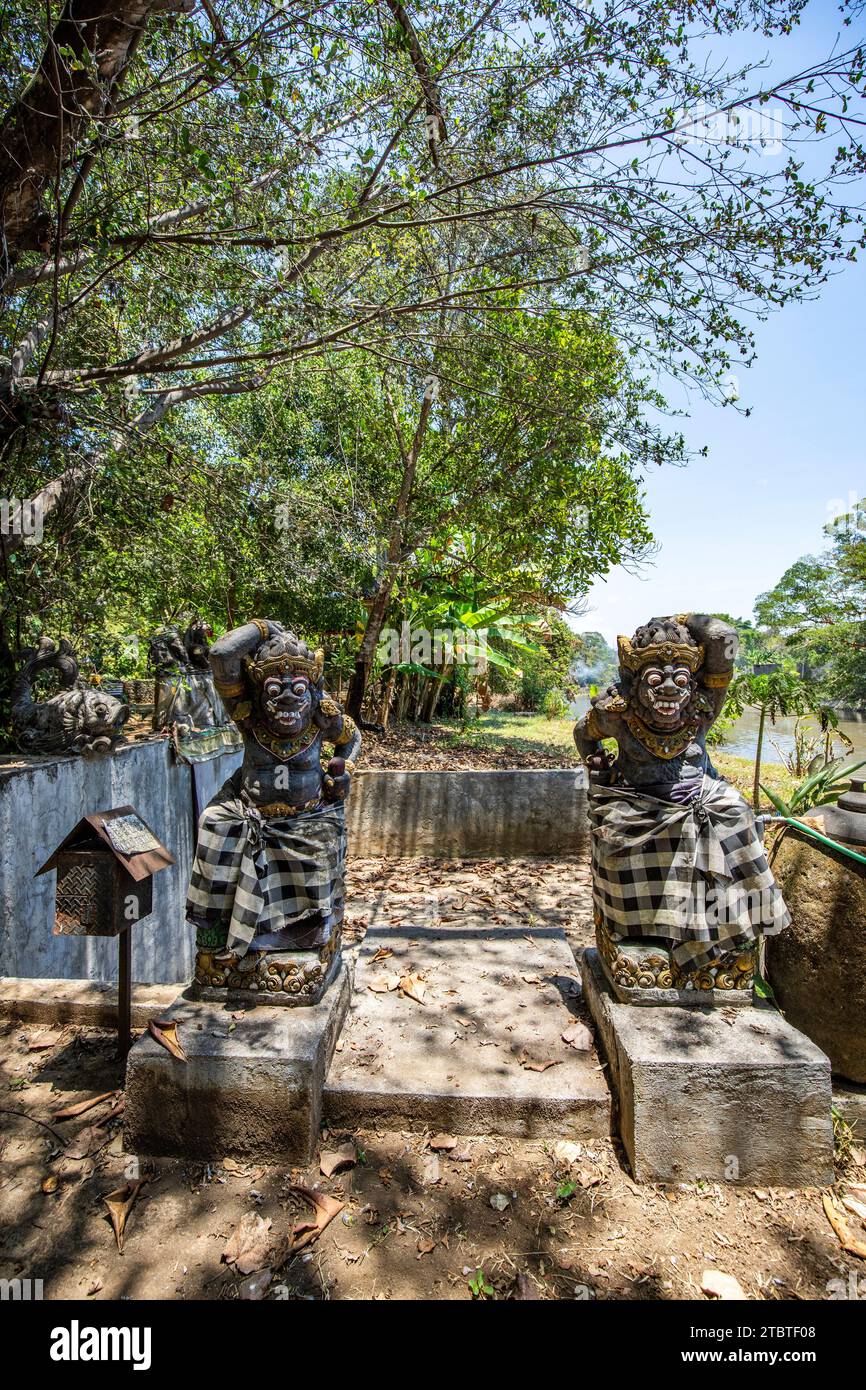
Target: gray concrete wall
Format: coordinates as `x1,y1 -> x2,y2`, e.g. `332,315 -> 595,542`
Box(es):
345,767 -> 587,859
0,740 -> 242,985
0,754 -> 586,984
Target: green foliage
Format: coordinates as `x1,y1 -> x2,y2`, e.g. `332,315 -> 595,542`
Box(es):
760,757 -> 866,817
754,503 -> 866,707
3,1 -> 866,729
541,687 -> 570,720
572,631 -> 617,687
468,1268 -> 495,1300
725,668 -> 813,724
725,667 -> 815,810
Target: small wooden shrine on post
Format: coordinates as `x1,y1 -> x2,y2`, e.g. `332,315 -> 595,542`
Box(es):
36,806 -> 174,1057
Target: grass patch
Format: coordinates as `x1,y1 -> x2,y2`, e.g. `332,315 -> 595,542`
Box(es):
438,712 -> 578,760
711,751 -> 795,811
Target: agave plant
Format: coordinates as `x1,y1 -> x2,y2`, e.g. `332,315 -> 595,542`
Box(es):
760,757 -> 866,819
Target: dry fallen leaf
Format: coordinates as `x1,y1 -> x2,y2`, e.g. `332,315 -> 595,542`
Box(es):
518,1052 -> 561,1073
223,1211 -> 275,1275
28,1028 -> 63,1052
399,973 -> 427,1004
701,1269 -> 747,1300
319,1144 -> 357,1178
54,1090 -> 120,1121
103,1181 -> 143,1253
287,1185 -> 345,1252
823,1193 -> 866,1259
841,1194 -> 866,1225
489,1192 -> 511,1211
417,1238 -> 436,1258
553,1140 -> 582,1166
41,1174 -> 59,1194
148,1018 -> 187,1063
562,1022 -> 593,1052
368,972 -> 401,994
429,1133 -> 457,1152
421,1156 -> 441,1186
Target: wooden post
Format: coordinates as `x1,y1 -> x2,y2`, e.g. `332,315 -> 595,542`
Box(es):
117,925 -> 132,1060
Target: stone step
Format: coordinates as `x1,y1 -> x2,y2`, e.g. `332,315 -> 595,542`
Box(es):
324,916 -> 610,1138
0,975 -> 180,1029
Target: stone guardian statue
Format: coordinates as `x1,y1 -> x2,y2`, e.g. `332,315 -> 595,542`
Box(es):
574,613 -> 789,1002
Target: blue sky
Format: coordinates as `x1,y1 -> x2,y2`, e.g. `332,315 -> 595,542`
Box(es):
579,2 -> 865,648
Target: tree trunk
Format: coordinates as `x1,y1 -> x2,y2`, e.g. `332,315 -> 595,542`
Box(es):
379,666 -> 397,728
345,580 -> 393,721
345,385 -> 433,721
0,1 -> 183,260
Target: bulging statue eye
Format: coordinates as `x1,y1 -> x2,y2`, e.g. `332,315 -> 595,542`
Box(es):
292,682 -> 307,697
675,674 -> 690,687
646,673 -> 662,687
264,680 -> 281,697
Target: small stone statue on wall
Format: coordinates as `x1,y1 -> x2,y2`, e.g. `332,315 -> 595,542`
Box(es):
148,617 -> 229,733
186,619 -> 361,1004
574,613 -> 789,1002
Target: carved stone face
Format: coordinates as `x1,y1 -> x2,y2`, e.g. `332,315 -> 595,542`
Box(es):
256,672 -> 314,739
635,663 -> 694,730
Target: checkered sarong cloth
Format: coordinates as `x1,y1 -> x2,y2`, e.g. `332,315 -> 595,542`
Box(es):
186,776 -> 346,957
589,776 -> 790,970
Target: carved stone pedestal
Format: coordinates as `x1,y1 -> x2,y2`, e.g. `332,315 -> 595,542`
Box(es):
124,960 -> 351,1164
581,947 -> 833,1186
595,919 -> 756,1008
188,930 -> 341,1008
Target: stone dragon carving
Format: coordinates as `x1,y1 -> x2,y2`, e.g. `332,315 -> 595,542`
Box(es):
11,637 -> 129,756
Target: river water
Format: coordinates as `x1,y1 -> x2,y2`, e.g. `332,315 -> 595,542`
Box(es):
570,695 -> 866,767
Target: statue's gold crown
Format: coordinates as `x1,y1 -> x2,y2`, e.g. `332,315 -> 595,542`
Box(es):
244,647 -> 324,685
617,635 -> 704,674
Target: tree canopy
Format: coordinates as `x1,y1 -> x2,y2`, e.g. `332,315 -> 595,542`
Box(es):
2,0 -> 865,719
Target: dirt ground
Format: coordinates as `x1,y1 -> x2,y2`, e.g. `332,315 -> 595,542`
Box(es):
1,855 -> 865,1302
358,717 -> 580,771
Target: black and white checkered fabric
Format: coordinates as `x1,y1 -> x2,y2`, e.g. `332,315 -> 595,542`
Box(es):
186,777 -> 346,957
589,776 -> 790,970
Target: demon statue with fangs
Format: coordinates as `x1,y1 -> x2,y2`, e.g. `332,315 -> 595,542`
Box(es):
574,613 -> 789,1003
186,619 -> 361,1004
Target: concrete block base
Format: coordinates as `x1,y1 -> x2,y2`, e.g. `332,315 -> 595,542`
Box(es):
324,917 -> 610,1139
581,948 -> 834,1187
124,962 -> 351,1164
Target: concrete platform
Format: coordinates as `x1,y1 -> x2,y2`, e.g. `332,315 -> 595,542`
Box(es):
582,948 -> 834,1187
324,918 -> 610,1138
0,975 -> 180,1028
124,961 -> 351,1164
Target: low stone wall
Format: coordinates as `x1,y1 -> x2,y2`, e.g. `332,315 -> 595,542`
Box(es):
0,739 -> 242,985
345,767 -> 587,859
0,751 -> 586,984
